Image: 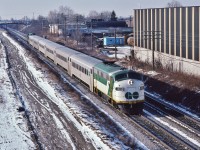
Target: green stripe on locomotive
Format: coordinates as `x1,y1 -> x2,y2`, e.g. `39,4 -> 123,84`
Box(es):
94,62 -> 128,98
94,62 -> 121,74
94,73 -> 107,85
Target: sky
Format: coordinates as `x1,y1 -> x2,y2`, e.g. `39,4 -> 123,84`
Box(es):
0,0 -> 200,19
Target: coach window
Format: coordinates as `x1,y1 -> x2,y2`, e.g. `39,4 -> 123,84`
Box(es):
86,70 -> 88,75
79,66 -> 81,71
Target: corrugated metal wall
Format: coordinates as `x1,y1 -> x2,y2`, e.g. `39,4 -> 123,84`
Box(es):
134,6 -> 200,62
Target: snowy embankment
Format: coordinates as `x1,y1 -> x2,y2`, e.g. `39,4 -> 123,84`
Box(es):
3,32 -> 112,149
146,91 -> 200,121
0,39 -> 35,149
3,32 -> 149,149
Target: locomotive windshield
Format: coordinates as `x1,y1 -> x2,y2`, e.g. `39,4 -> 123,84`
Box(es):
115,73 -> 127,81
115,71 -> 141,81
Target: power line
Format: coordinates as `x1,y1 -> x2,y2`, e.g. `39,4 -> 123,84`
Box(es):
143,30 -> 162,70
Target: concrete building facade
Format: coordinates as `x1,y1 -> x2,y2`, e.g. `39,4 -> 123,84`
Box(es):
134,6 -> 200,76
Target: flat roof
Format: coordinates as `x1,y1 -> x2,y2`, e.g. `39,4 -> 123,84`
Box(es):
133,5 -> 200,11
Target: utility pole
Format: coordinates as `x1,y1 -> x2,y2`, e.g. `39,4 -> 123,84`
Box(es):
129,16 -> 132,27
41,18 -> 46,36
64,16 -> 67,41
91,21 -> 93,51
42,19 -> 43,34
114,28 -> 117,59
144,30 -> 161,70
76,15 -> 79,47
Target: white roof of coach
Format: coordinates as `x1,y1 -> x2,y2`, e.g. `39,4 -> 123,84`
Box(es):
70,53 -> 102,68
36,38 -> 63,50
45,41 -> 64,50
55,47 -> 81,58
29,35 -> 44,43
37,38 -> 52,46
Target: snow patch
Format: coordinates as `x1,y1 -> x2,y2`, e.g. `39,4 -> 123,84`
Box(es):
0,37 -> 35,149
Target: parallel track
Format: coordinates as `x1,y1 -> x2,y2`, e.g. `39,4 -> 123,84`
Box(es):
144,92 -> 200,149
7,28 -> 200,149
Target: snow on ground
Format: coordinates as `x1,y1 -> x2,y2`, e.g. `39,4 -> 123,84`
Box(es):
146,91 -> 200,121
144,110 -> 200,147
101,46 -> 132,59
0,40 -> 35,149
3,32 -> 148,149
146,71 -> 160,76
3,32 -> 112,149
60,76 -> 148,150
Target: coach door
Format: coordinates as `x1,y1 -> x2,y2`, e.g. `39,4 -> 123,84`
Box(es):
90,68 -> 94,92
68,57 -> 72,75
54,50 -> 57,64
108,77 -> 114,98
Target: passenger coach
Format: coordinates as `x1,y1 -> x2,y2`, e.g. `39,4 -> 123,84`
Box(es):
70,53 -> 102,91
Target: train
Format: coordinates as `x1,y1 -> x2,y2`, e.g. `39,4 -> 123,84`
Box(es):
7,28 -> 145,114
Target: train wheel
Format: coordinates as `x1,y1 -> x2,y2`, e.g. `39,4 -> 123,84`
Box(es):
111,100 -> 118,109
94,88 -> 97,94
108,98 -> 111,103
98,90 -> 102,97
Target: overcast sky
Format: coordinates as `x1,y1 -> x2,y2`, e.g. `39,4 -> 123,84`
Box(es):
0,0 -> 200,19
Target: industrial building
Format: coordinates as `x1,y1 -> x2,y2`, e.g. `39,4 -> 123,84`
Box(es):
134,6 -> 200,76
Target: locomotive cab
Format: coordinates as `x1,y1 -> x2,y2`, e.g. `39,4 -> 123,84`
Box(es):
111,71 -> 145,114
94,62 -> 145,115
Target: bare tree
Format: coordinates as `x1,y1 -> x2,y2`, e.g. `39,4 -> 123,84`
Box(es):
48,10 -> 58,24
58,6 -> 74,21
87,10 -> 100,20
37,15 -> 46,21
87,10 -> 113,21
167,0 -> 182,7
100,11 -> 112,21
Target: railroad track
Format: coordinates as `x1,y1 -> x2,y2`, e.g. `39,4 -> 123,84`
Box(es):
144,104 -> 200,149
7,28 -> 200,149
145,91 -> 200,132
145,91 -> 200,122
144,92 -> 200,149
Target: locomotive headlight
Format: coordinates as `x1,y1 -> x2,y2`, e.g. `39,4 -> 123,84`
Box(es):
139,86 -> 144,90
128,80 -> 134,85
